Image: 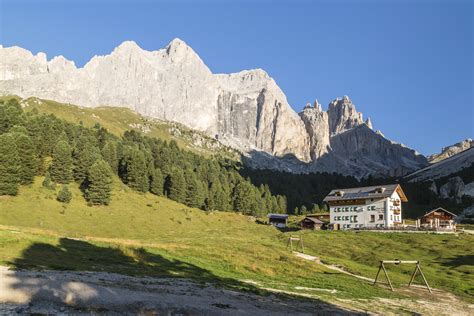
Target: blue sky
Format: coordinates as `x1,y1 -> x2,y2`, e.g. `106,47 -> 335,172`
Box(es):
0,0 -> 472,155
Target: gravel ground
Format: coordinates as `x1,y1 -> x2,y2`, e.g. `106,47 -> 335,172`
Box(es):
0,266 -> 357,315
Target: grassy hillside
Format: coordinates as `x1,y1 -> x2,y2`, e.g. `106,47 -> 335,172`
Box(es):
1,95 -> 239,160
0,176 -> 473,313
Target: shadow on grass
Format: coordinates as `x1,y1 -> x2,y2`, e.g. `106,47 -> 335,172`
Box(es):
277,226 -> 302,232
440,254 -> 474,268
6,238 -> 360,314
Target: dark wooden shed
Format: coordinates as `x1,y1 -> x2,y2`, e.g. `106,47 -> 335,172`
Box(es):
267,214 -> 289,228
300,216 -> 326,230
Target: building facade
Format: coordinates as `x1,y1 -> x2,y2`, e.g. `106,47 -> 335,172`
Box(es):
323,184 -> 407,230
267,214 -> 288,228
418,207 -> 457,230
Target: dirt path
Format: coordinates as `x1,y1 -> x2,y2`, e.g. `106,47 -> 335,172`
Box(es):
292,252 -> 474,315
0,266 -> 357,315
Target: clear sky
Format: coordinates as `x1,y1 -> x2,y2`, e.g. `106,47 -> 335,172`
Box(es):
0,0 -> 472,155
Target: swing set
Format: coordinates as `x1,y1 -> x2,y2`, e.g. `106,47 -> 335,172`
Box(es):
373,260 -> 432,293
286,235 -> 304,253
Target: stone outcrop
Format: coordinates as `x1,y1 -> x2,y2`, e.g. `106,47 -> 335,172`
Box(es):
327,96 -> 365,135
439,176 -> 465,203
406,147 -> 474,182
299,103 -> 330,160
428,138 -> 474,163
0,39 -> 429,177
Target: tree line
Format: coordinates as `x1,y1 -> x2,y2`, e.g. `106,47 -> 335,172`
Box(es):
0,98 -> 286,216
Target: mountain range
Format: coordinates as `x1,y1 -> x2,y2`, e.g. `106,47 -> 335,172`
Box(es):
0,38 -> 435,177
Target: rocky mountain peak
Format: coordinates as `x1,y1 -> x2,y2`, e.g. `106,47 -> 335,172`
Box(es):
165,38 -> 201,63
327,96 -> 364,136
0,41 -> 429,177
365,117 -> 373,129
114,40 -> 142,53
428,138 -> 474,163
313,99 -> 322,111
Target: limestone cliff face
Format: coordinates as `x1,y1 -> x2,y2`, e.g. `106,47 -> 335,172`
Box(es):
0,39 -> 428,176
327,96 -> 365,135
299,101 -> 330,160
328,125 -> 427,177
216,70 -> 310,161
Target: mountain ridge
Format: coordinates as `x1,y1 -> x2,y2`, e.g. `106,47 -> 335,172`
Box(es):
0,38 -> 427,177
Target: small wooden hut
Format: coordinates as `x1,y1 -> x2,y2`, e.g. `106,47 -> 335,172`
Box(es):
267,214 -> 289,228
418,207 -> 457,230
300,216 -> 326,230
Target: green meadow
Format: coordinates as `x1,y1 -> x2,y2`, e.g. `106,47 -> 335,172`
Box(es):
0,176 -> 472,312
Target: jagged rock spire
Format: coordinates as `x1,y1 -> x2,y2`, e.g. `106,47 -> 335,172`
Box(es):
313,99 -> 322,111
365,117 -> 373,129
327,96 -> 364,135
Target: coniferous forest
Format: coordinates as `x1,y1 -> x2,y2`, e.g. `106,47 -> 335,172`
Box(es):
0,98 -> 287,215
1,98 -> 471,218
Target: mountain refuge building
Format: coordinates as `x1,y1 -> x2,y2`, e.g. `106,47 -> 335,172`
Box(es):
323,184 -> 407,230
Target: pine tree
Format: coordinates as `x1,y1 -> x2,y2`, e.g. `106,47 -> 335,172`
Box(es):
50,140 -> 73,184
205,189 -> 215,211
0,99 -> 23,133
150,168 -> 164,196
73,135 -> 101,182
185,171 -> 206,208
57,185 -> 72,203
277,195 -> 287,213
300,205 -> 308,215
294,207 -> 300,215
120,147 -> 149,192
42,171 -> 54,189
12,131 -> 37,184
167,167 -> 186,203
0,133 -> 20,195
233,180 -> 254,214
102,141 -> 119,174
311,203 -> 321,214
85,160 -> 113,205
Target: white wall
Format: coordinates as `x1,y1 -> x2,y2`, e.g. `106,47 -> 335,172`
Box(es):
329,193 -> 403,229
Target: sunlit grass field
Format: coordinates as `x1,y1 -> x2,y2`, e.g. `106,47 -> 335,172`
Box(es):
0,176 -> 472,311
1,95 -> 238,159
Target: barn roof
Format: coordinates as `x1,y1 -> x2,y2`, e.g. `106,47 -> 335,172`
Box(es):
267,214 -> 289,219
420,207 -> 457,218
323,184 -> 408,202
302,217 -> 325,224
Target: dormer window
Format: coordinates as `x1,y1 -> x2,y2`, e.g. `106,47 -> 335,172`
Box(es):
373,187 -> 385,194
334,191 -> 344,197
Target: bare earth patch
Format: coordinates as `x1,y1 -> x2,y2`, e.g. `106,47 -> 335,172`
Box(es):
0,266 -> 356,315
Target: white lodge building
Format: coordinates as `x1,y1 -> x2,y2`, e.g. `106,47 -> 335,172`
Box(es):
323,184 -> 408,230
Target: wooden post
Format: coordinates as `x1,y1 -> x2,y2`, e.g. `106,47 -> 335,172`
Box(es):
373,261 -> 394,291
416,263 -> 432,293
286,237 -> 292,251
408,262 -> 419,287
373,262 -> 383,285
381,262 -> 394,291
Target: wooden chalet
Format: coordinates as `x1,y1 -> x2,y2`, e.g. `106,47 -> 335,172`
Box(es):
418,207 -> 457,230
300,216 -> 326,230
